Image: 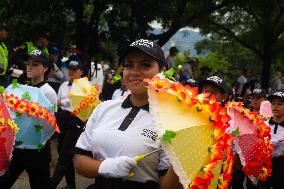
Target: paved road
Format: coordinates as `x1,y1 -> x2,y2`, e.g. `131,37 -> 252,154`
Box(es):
12,139 -> 94,189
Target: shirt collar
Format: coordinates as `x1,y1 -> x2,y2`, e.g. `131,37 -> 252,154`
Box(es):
269,117 -> 284,127
68,80 -> 73,86
30,81 -> 46,88
121,95 -> 149,112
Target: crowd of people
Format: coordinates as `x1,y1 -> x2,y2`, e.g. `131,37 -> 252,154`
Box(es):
0,23 -> 283,189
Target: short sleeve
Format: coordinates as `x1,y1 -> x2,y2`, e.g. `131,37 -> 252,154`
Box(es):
75,103 -> 102,157
158,149 -> 170,176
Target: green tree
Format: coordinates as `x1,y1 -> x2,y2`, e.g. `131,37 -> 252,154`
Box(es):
198,0 -> 284,89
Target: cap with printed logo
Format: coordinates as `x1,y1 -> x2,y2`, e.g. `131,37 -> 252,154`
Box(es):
199,75 -> 228,94
67,60 -> 83,70
251,88 -> 267,98
119,39 -> 167,69
28,49 -> 50,66
268,90 -> 284,101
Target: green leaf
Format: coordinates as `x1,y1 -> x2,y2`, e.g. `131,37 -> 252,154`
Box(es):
110,74 -> 122,84
232,128 -> 241,136
14,140 -> 23,147
11,79 -> 21,89
52,104 -> 57,112
21,92 -> 31,100
37,144 -> 44,152
162,130 -> 177,143
0,86 -> 5,95
162,68 -> 176,81
15,112 -> 22,117
34,124 -> 43,133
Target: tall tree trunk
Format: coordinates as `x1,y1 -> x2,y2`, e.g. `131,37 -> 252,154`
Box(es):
261,53 -> 273,90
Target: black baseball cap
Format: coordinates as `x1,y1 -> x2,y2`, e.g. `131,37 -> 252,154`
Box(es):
268,90 -> 284,101
67,60 -> 83,70
251,88 -> 267,98
119,39 -> 167,69
28,49 -> 50,66
199,76 -> 228,94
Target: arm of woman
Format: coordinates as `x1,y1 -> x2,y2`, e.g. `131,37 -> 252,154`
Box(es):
160,165 -> 180,189
73,154 -> 102,178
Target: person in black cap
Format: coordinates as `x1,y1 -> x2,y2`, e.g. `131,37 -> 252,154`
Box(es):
74,39 -> 179,189
260,90 -> 284,189
0,49 -> 57,189
250,88 -> 268,113
10,31 -> 50,84
50,60 -> 85,189
199,75 -> 229,103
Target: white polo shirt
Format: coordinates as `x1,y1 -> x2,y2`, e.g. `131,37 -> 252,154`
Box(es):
57,81 -> 72,111
266,118 -> 284,157
39,83 -> 57,107
75,95 -> 169,183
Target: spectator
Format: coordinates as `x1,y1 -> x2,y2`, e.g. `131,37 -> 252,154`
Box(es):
165,46 -> 179,69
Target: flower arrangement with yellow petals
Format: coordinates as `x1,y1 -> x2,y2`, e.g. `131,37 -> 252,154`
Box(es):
69,81 -> 100,118
226,101 -> 273,182
4,93 -> 60,133
145,75 -> 234,189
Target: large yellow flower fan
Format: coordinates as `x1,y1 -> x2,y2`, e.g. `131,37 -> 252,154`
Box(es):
69,77 -> 100,122
145,75 -> 234,189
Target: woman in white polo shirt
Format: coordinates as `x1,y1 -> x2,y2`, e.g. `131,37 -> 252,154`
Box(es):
74,39 -> 179,189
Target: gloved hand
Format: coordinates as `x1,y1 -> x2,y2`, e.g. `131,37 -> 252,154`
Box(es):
98,156 -> 137,178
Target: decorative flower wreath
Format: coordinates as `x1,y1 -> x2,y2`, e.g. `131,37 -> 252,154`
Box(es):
226,102 -> 273,182
145,75 -> 234,189
4,93 -> 60,133
69,84 -> 100,116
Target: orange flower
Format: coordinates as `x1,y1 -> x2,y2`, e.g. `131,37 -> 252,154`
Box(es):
6,95 -> 19,108
218,173 -> 231,189
80,100 -> 88,108
208,144 -> 223,161
38,107 -> 48,119
0,126 -> 6,132
15,100 -> 28,113
190,176 -> 212,189
27,103 -> 40,117
200,161 -> 219,173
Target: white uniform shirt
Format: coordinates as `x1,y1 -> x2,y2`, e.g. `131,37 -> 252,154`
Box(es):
266,119 -> 284,157
57,81 -> 72,112
76,96 -> 169,183
111,88 -> 130,100
34,82 -> 57,109
237,75 -> 247,94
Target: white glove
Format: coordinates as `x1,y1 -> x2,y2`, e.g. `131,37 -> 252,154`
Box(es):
98,156 -> 137,178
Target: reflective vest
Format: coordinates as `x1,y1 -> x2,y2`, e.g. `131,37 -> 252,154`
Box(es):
26,42 -> 49,55
0,42 -> 8,75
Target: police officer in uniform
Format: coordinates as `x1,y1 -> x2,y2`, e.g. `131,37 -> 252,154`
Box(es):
0,49 -> 57,189
11,31 -> 50,84
50,60 -> 85,189
0,23 -> 9,86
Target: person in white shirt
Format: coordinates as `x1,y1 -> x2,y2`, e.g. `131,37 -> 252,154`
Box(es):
74,39 -> 179,189
165,46 -> 178,70
0,50 -> 57,189
262,90 -> 284,189
90,62 -> 104,91
237,69 -> 251,95
50,60 -> 85,189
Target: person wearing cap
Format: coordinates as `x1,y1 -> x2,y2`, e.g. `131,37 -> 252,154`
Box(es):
250,88 -> 268,113
165,46 -> 178,69
74,39 -> 179,189
10,31 -> 50,84
50,60 -> 85,189
0,23 -> 9,86
199,75 -> 229,103
260,90 -> 284,189
47,46 -> 64,93
0,49 -> 57,189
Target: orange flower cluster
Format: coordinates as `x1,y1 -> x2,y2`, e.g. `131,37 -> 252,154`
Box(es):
226,102 -> 273,182
71,91 -> 99,116
4,93 -> 60,133
145,76 -> 234,189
